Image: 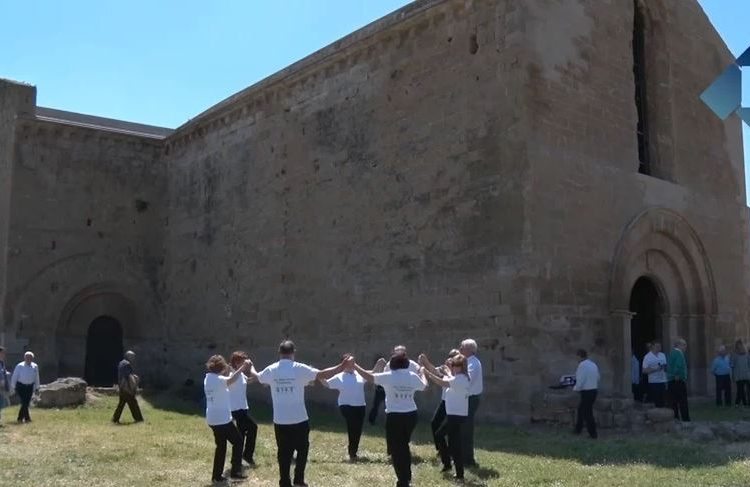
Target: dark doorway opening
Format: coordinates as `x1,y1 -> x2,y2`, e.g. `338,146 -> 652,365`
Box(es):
629,276 -> 663,362
84,316 -> 124,386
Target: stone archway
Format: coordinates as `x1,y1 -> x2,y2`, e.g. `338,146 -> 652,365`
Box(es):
56,284 -> 139,379
84,316 -> 124,386
609,208 -> 717,395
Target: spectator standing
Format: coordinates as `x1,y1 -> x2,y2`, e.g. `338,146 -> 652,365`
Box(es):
711,345 -> 732,407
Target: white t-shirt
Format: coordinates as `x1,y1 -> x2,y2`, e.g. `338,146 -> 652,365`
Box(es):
444,374 -> 471,416
373,369 -> 426,413
204,373 -> 232,426
467,355 -> 483,395
384,359 -> 420,373
642,352 -> 667,383
258,359 -> 319,425
327,371 -> 366,407
228,372 -> 249,411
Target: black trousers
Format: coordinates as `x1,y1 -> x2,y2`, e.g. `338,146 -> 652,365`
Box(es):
715,375 -> 732,406
368,385 -> 385,423
575,389 -> 597,438
648,382 -> 667,408
632,383 -> 643,402
339,405 -> 365,457
231,409 -> 258,462
435,414 -> 466,479
735,379 -> 749,406
112,391 -> 144,422
15,383 -> 33,422
461,395 -> 480,465
274,420 -> 310,487
431,400 -> 447,452
385,411 -> 418,487
669,380 -> 690,421
209,421 -> 243,481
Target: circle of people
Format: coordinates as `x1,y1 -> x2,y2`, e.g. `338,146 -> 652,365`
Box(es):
202,338 -> 483,487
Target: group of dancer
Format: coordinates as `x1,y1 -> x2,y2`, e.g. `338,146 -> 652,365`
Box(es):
203,338 -> 483,486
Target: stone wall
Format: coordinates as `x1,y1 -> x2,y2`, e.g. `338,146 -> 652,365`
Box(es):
1,0 -> 748,421
161,0 -> 532,419
0,80 -> 169,382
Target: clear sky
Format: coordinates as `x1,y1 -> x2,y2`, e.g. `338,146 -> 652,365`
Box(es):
0,0 -> 748,198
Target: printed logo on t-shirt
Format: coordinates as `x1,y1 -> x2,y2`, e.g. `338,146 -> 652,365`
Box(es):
274,377 -> 296,394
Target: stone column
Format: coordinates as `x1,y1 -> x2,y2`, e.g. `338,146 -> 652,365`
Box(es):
686,314 -> 708,395
611,309 -> 635,395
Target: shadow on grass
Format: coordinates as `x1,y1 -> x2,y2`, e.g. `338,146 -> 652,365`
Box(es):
141,389 -> 738,471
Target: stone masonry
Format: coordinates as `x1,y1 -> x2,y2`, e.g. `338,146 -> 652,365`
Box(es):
1,0 -> 748,422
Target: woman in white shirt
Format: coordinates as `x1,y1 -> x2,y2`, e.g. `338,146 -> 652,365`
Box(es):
322,355 -> 380,461
204,354 -> 251,483
419,349 -> 460,455
422,353 -> 471,481
228,351 -> 258,466
355,352 -> 427,487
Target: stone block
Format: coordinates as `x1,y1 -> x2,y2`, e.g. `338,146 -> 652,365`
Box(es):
732,422 -> 750,441
690,424 -> 715,442
646,407 -> 675,423
613,412 -> 631,428
33,377 -> 87,408
594,398 -> 612,411
711,422 -> 737,442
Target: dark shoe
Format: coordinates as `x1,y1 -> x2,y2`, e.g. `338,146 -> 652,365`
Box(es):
348,454 -> 358,463
229,471 -> 247,479
134,418 -> 144,423
211,476 -> 226,483
466,461 -> 479,468
293,482 -> 308,487
243,455 -> 256,466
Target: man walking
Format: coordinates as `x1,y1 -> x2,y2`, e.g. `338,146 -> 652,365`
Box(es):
10,351 -> 40,423
712,345 -> 732,407
668,338 -> 690,421
459,338 -> 483,467
248,340 -> 350,487
573,349 -> 599,439
112,351 -> 144,423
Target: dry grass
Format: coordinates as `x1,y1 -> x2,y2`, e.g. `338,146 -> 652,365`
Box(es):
1,392 -> 750,486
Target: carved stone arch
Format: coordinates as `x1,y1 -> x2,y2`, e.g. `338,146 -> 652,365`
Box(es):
55,282 -> 155,378
609,208 -> 717,394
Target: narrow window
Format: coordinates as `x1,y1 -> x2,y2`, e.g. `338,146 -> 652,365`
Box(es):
633,0 -> 650,175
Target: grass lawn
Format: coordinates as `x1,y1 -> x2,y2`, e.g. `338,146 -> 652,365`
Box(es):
2,392 -> 750,486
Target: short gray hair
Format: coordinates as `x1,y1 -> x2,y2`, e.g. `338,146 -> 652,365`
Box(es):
460,339 -> 478,353
24,351 -> 34,359
674,337 -> 687,347
718,345 -> 727,352
125,350 -> 136,360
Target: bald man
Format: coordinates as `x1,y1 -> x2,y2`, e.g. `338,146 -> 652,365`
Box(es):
112,351 -> 144,423
10,351 -> 40,423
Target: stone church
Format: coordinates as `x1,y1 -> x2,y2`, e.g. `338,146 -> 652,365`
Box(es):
0,0 -> 747,421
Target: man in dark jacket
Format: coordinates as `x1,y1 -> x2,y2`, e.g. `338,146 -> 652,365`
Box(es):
112,351 -> 144,423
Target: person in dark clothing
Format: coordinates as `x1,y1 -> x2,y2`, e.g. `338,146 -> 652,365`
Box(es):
112,351 -> 144,423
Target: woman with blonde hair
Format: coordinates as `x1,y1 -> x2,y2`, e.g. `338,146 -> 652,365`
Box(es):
204,354 -> 251,483
422,353 -> 471,481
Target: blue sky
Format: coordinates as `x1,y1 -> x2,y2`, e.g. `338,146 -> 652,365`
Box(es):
0,0 -> 748,197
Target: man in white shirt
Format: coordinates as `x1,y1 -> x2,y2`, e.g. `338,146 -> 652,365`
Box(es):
642,342 -> 668,407
10,351 -> 40,423
459,338 -> 483,466
573,349 -> 600,439
248,340 -> 350,487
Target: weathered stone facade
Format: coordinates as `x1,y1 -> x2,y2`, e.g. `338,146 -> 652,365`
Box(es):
0,0 -> 748,422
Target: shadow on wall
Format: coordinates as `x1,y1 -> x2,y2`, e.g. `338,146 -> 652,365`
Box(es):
140,386 -> 731,471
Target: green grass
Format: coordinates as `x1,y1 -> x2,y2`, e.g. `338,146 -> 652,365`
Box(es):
2,392 -> 750,486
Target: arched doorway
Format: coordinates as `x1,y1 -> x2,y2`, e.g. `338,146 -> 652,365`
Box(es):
629,276 -> 663,362
84,316 -> 124,386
